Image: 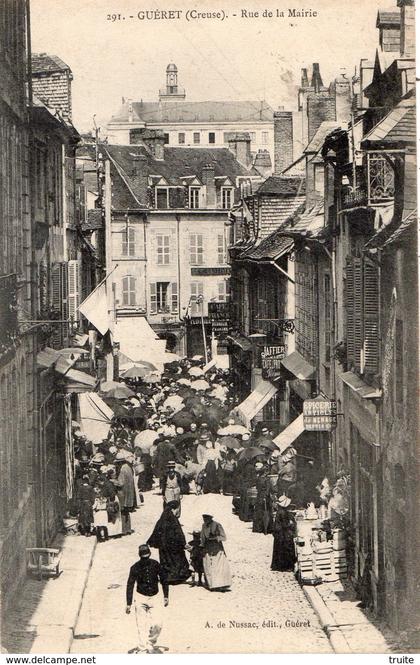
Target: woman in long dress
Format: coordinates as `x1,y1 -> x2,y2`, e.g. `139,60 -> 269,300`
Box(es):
200,514 -> 231,590
271,496 -> 296,571
147,500 -> 191,584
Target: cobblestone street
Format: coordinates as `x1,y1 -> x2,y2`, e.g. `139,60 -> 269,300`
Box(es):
71,491 -> 333,654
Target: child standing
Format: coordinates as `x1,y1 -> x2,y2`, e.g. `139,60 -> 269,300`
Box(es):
188,531 -> 204,586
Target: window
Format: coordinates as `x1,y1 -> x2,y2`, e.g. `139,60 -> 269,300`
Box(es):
217,280 -> 229,302
193,132 -> 200,145
217,234 -> 226,264
262,131 -> 269,144
157,234 -> 170,265
163,133 -> 170,145
324,273 -> 331,362
368,153 -> 395,203
249,132 -> 256,143
189,187 -> 201,209
190,282 -> 204,315
208,132 -> 216,144
122,276 -> 136,306
221,188 -> 233,210
171,282 -> 178,313
122,226 -> 136,256
178,132 -> 185,145
156,187 -> 169,209
157,282 -> 169,312
190,234 -> 204,265
149,282 -> 178,314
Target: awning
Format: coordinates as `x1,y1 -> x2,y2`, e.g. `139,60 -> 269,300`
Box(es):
340,371 -> 382,399
281,351 -> 315,380
114,316 -> 167,367
79,279 -> 109,335
273,414 -> 305,452
227,334 -> 252,352
234,380 -> 277,428
62,369 -> 97,393
37,347 -> 76,375
78,392 -> 113,445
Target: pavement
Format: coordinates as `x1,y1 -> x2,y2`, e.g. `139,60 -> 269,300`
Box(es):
3,490 -> 393,654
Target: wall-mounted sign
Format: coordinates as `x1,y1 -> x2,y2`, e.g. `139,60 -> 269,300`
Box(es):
303,397 -> 337,431
261,345 -> 285,379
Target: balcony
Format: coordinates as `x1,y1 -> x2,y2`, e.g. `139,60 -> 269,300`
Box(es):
0,274 -> 18,366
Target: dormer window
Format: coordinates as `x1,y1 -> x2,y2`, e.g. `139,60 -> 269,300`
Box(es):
189,187 -> 201,209
156,187 -> 169,209
221,187 -> 233,210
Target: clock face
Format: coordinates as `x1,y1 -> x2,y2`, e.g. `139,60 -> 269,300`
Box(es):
168,73 -> 176,84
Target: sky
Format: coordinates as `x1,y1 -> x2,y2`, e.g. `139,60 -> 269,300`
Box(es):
30,0 -> 397,133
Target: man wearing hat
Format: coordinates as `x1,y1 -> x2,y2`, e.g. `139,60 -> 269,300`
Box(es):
115,452 -> 136,535
126,544 -> 169,653
196,433 -> 209,468
153,438 -> 179,492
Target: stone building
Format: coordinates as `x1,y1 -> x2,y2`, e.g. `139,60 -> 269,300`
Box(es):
106,63 -> 276,165
92,131 -> 259,363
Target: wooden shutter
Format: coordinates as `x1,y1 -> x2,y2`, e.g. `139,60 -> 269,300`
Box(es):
345,258 -> 355,366
122,276 -> 129,306
50,263 -> 68,348
150,282 -> 157,313
190,234 -> 196,264
171,282 -> 178,313
68,259 -> 80,324
129,276 -> 136,305
128,227 -> 136,256
345,256 -> 363,371
362,257 -> 379,374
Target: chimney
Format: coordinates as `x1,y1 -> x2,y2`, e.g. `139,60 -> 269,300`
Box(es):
130,154 -> 149,206
253,149 -> 272,178
227,132 -> 252,167
307,95 -> 336,142
202,163 -> 216,208
301,68 -> 309,88
273,110 -> 293,175
142,129 -> 165,160
334,72 -> 352,125
397,0 -> 415,57
311,63 -> 323,92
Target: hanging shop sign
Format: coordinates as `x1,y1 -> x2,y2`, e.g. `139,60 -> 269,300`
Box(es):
303,397 -> 337,431
261,345 -> 286,379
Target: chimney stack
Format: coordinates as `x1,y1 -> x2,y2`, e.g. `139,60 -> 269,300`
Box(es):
130,154 -> 149,207
273,110 -> 294,175
397,0 -> 415,57
301,68 -> 309,88
228,133 -> 252,167
202,163 -> 216,208
142,129 -> 166,160
253,149 -> 272,178
311,63 -> 323,93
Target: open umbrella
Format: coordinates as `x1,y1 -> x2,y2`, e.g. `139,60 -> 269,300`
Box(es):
121,364 -> 150,380
238,446 -> 265,462
218,424 -> 250,436
222,435 -> 241,449
259,440 -> 280,452
134,429 -> 158,449
101,381 -> 135,399
177,378 -> 191,386
172,410 -> 194,429
191,355 -> 204,362
188,366 -> 204,377
162,395 -> 184,413
144,373 -> 161,384
190,379 -> 211,391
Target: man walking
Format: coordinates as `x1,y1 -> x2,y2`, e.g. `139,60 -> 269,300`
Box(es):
126,544 -> 169,653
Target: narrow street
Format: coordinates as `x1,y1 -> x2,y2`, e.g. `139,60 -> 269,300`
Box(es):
71,491 -> 333,654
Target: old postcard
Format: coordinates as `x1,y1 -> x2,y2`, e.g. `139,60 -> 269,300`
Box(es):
0,0 -> 418,656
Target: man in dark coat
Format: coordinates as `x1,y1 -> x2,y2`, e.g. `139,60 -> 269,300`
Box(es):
147,501 -> 191,584
153,439 -> 179,490
115,454 -> 136,535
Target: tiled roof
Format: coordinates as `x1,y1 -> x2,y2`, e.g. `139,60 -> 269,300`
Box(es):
258,196 -> 306,240
82,209 -> 103,232
109,100 -> 274,124
362,92 -> 415,147
366,209 -> 417,249
305,121 -> 344,153
281,200 -> 326,237
256,176 -> 306,196
240,233 -> 294,261
32,53 -> 71,74
104,143 -> 255,210
376,10 -> 400,26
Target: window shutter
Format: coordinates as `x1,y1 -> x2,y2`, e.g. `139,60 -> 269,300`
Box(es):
50,263 -> 66,348
122,228 -> 128,255
68,259 -> 80,324
150,282 -> 157,314
363,257 -> 379,374
128,227 -> 136,256
171,282 -> 178,313
353,257 -> 363,371
345,258 -> 355,366
122,276 -> 129,306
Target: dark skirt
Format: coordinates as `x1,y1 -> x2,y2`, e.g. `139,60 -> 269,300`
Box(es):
271,527 -> 296,571
203,460 -> 221,494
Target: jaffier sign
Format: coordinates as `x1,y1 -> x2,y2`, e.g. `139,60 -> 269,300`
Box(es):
261,345 -> 285,379
303,396 -> 337,431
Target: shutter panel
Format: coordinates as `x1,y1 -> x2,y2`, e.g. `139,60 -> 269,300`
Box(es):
171,282 -> 178,313
128,227 -> 136,256
122,277 -> 128,306
353,257 -> 363,371
363,257 -> 379,374
68,259 -> 80,324
150,282 -> 157,314
50,263 -> 63,348
345,258 -> 355,366
129,276 -> 136,305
